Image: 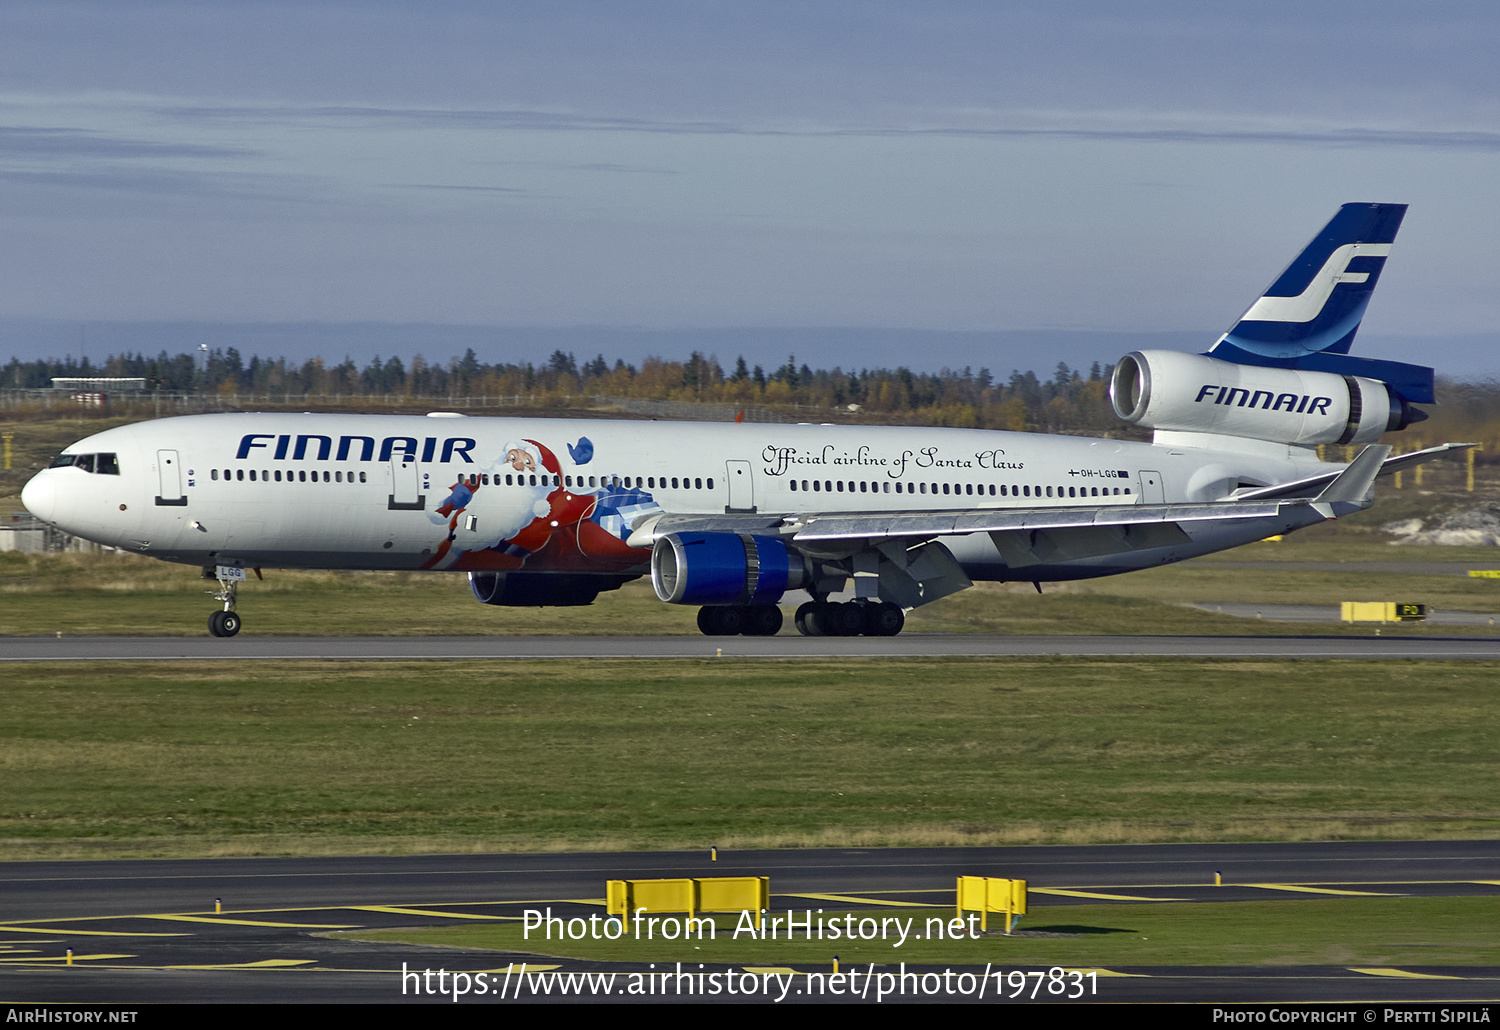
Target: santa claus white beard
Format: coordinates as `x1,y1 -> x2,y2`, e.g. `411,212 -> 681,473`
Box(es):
463,484 -> 553,551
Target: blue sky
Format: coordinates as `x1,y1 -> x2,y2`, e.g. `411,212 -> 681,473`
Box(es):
2,2 -> 1498,372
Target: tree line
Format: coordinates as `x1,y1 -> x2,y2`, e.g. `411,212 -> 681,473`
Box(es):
4,347 -> 1120,435
6,345 -> 1497,455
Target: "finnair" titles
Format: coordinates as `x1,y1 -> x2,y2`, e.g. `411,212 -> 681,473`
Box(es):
1193,385 -> 1334,416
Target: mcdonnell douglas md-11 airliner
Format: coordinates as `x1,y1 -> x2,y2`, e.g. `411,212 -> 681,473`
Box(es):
22,204 -> 1466,637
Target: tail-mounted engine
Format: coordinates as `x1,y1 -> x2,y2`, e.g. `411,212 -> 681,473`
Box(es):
651,532 -> 806,606
1111,350 -> 1425,446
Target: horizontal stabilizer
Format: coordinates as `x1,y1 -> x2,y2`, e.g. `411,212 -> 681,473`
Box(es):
1378,442 -> 1476,476
1232,442 -> 1473,502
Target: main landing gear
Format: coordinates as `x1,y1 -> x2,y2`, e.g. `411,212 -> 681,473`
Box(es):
697,604 -> 783,636
794,600 -> 904,637
690,599 -> 900,632
694,600 -> 906,636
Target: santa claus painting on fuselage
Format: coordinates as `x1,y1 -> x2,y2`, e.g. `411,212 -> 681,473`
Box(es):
421,435 -> 655,574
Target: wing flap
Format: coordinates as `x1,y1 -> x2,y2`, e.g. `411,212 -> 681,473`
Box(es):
790,498 -> 1287,544
990,522 -> 1193,570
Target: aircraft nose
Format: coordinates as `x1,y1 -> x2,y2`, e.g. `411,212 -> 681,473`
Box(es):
21,472 -> 56,523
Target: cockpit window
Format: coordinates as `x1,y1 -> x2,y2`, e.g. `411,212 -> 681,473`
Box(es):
47,452 -> 120,474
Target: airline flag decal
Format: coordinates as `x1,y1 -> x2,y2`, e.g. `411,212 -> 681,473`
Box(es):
1240,243 -> 1391,324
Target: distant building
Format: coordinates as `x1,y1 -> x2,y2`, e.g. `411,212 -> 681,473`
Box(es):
48,377 -> 148,409
0,512 -> 116,554
49,377 -> 147,392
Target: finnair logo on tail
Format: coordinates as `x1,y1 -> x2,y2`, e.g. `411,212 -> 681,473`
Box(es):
1241,243 -> 1392,324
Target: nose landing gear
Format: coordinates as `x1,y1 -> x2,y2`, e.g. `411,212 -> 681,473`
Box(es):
205,564 -> 248,637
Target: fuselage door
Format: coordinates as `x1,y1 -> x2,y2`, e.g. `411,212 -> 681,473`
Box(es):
1139,470 -> 1165,504
388,457 -> 425,510
155,449 -> 187,506
725,460 -> 756,512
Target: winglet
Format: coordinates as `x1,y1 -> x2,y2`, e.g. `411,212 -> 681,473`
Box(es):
1310,444 -> 1391,519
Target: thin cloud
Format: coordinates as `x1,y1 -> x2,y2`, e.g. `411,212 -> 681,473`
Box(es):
856,125 -> 1500,151
389,183 -> 530,193
565,162 -> 678,174
0,126 -> 254,159
0,166 -> 329,202
151,102 -> 1500,151
155,103 -> 742,135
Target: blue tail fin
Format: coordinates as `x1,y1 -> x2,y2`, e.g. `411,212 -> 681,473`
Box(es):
1208,203 -> 1432,404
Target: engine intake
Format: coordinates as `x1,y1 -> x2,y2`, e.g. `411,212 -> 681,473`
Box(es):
1111,350 -> 1424,446
651,532 -> 805,606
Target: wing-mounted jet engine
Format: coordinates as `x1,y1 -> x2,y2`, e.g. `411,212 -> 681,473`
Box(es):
645,528 -> 910,635
650,532 -> 803,634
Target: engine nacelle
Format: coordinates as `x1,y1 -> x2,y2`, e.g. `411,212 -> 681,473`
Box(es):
1110,350 -> 1424,446
469,571 -> 629,607
651,532 -> 805,606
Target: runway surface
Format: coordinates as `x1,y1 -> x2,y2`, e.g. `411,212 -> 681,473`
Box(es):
1191,603 -> 1500,626
6,633 -> 1500,661
3,842 -> 1498,1005
1195,560 -> 1500,577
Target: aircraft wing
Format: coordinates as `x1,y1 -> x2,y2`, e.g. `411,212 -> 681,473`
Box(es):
785,498 -> 1285,545
633,445 -> 1392,561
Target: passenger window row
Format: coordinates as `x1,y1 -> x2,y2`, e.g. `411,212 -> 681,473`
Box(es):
204,467 -> 1134,501
786,479 -> 1131,499
209,469 -> 716,492
213,468 -> 367,484
458,473 -> 714,491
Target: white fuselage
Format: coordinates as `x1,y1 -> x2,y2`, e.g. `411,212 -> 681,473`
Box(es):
22,411 -> 1336,582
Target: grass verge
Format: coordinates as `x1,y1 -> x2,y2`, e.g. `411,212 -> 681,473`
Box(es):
4,544 -> 1500,636
4,657 -> 1499,859
344,896 -> 1500,967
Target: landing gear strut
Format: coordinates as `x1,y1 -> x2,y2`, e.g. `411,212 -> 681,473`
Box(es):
794,600 -> 904,637
206,565 -> 246,637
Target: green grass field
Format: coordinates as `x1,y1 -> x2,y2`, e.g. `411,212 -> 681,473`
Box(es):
347,896 -> 1500,968
4,528 -> 1500,637
7,434 -> 1500,973
4,657 -> 1498,860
